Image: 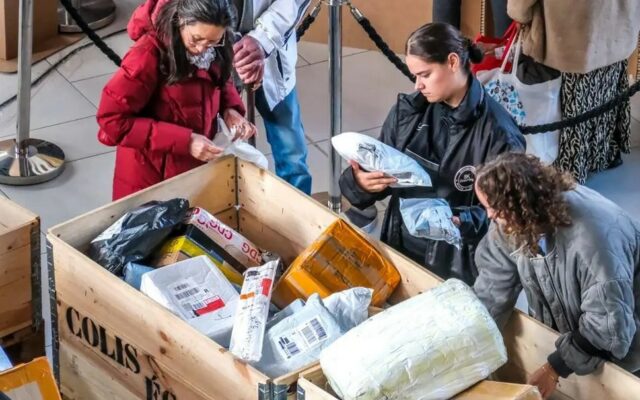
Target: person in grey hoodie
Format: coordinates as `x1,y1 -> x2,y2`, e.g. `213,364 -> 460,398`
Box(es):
472,152 -> 640,399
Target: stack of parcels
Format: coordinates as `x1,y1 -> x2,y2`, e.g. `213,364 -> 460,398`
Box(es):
320,279 -> 508,400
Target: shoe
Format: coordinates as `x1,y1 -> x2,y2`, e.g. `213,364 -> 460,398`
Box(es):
607,153 -> 623,169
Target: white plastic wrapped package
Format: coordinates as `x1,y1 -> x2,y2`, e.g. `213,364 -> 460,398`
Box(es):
214,114 -> 268,169
331,132 -> 432,187
399,198 -> 462,249
140,256 -> 239,347
255,288 -> 373,378
320,279 -> 507,400
229,260 -> 279,362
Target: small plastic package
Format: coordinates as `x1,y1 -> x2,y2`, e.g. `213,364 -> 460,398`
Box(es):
399,198 -> 463,248
255,288 -> 372,378
123,262 -> 155,290
229,260 -> 279,362
89,198 -> 190,275
140,255 -> 239,347
214,114 -> 268,169
331,132 -> 432,187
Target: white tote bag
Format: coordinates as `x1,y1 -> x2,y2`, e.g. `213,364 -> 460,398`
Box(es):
484,32 -> 561,165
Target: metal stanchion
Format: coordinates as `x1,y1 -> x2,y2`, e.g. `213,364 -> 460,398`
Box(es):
0,0 -> 65,185
327,0 -> 343,213
246,86 -> 257,147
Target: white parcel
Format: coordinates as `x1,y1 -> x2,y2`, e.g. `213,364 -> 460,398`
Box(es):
140,255 -> 239,347
331,132 -> 432,187
255,288 -> 373,378
399,198 -> 462,249
229,260 -> 279,362
320,279 -> 507,400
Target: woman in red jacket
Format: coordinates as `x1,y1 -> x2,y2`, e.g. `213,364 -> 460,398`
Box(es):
97,0 -> 255,200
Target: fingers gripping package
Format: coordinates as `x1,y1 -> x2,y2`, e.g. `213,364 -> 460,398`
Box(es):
399,198 -> 463,248
319,279 -> 507,400
213,114 -> 268,169
184,207 -> 263,268
331,132 -> 432,187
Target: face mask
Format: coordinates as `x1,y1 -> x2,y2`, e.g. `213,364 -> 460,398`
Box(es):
187,47 -> 217,70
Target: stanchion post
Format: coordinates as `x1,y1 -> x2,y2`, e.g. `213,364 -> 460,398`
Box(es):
0,0 -> 66,185
327,0 -> 343,213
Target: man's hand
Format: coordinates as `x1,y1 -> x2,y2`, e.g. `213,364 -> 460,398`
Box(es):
233,36 -> 265,85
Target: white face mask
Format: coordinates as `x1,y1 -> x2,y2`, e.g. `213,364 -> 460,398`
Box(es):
187,47 -> 217,70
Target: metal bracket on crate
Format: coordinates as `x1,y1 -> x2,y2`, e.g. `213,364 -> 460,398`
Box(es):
296,385 -> 306,400
258,382 -> 289,400
30,221 -> 42,332
46,239 -> 60,386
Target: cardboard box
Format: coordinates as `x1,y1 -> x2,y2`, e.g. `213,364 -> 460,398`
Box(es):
0,357 -> 62,400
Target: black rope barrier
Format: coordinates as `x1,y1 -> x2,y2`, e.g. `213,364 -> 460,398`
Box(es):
2,0 -> 638,136
59,0 -> 122,67
348,3 -> 639,134
297,2 -> 322,42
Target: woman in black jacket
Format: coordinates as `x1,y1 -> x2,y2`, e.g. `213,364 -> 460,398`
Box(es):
340,23 -> 525,285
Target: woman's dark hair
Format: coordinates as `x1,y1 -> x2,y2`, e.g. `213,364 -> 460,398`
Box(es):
476,153 -> 576,254
155,0 -> 233,85
406,22 -> 483,72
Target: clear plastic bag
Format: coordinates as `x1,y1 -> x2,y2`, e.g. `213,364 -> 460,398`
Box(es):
399,198 -> 462,249
331,132 -> 432,187
214,114 -> 268,169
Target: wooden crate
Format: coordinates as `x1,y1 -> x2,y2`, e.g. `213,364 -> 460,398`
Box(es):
47,157 -> 640,400
0,197 -> 40,347
296,365 -> 542,400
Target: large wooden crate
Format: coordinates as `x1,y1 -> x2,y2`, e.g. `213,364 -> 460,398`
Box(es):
296,365 -> 543,400
0,196 -> 40,348
47,157 -> 640,400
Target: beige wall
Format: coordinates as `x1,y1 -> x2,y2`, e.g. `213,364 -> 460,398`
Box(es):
301,0 -> 487,54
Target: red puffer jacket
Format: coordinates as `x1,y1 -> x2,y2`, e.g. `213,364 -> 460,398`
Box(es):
97,0 -> 245,200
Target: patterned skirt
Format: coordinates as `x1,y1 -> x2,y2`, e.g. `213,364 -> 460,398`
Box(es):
554,60 -> 630,184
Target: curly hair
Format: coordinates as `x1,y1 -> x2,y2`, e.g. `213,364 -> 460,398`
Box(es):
476,153 -> 576,254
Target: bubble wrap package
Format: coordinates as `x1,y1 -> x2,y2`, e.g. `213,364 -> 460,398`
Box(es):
399,198 -> 462,249
331,132 -> 432,187
320,279 -> 507,400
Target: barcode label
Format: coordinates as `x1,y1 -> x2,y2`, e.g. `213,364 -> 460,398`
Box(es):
273,316 -> 330,361
173,283 -> 190,292
299,318 -> 328,347
176,288 -> 199,300
277,336 -> 301,359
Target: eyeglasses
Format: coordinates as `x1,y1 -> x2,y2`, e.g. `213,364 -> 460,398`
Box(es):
183,28 -> 226,50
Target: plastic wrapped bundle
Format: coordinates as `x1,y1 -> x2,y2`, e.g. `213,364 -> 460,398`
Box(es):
320,279 -> 507,400
331,132 -> 432,187
399,198 -> 462,249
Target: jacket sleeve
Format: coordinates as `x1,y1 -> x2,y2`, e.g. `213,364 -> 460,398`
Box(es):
548,248 -> 637,377
473,225 -> 522,329
247,0 -> 312,56
220,78 -> 246,116
96,43 -> 192,155
453,206 -> 489,243
456,126 -> 525,242
507,0 -> 539,24
339,105 -> 396,209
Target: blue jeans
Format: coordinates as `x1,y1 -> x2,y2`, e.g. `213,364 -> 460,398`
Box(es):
255,87 -> 312,195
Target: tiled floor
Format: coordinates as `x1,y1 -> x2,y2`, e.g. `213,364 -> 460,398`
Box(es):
0,0 -> 639,360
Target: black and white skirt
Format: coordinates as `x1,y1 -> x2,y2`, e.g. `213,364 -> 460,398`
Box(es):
555,60 -> 631,184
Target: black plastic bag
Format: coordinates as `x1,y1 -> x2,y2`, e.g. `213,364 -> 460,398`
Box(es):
88,198 -> 190,275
